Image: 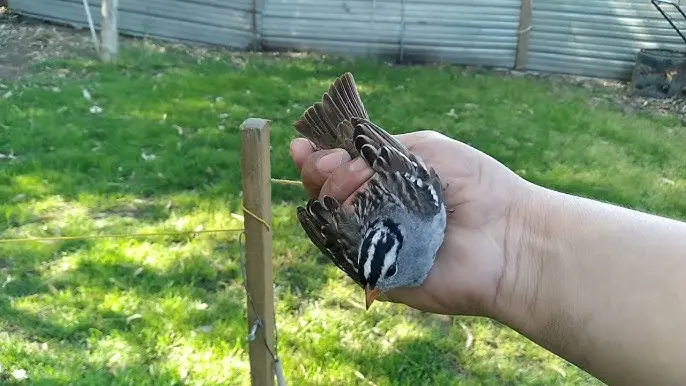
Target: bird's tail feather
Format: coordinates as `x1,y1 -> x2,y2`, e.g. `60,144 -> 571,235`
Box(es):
293,72 -> 369,156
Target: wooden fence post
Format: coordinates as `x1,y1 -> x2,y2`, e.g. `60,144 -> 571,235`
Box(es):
514,0 -> 532,71
101,0 -> 119,62
240,118 -> 275,386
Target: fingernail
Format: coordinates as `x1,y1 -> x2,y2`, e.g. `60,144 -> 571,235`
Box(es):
290,137 -> 307,152
316,150 -> 349,173
348,157 -> 368,172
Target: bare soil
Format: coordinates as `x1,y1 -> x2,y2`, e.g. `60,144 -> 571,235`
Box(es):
1,8 -> 685,123
0,10 -> 96,80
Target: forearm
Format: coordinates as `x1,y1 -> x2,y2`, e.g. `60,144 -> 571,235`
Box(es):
497,184 -> 686,385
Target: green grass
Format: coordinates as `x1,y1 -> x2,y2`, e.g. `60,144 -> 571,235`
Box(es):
1,40 -> 685,385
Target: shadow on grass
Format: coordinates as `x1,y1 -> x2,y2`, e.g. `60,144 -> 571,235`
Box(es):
0,295 -> 126,342
0,356 -> 182,386
285,328 -> 526,386
0,245 -> 250,384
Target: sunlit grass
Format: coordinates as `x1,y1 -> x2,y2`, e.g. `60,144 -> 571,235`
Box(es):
1,38 -> 685,385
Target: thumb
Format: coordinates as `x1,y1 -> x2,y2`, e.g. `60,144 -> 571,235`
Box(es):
320,157 -> 375,204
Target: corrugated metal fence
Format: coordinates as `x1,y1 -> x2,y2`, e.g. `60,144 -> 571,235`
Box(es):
260,0 -> 520,70
528,0 -> 686,79
9,0 -> 254,49
7,0 -> 686,79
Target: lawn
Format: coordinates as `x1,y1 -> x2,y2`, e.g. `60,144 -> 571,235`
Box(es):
1,38 -> 685,385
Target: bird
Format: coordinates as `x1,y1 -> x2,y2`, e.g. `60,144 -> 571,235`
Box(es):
293,72 -> 448,309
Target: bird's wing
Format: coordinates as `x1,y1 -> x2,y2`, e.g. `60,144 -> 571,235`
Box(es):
297,197 -> 363,287
352,119 -> 444,218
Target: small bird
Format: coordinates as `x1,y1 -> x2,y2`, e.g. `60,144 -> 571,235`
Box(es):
294,73 -> 448,309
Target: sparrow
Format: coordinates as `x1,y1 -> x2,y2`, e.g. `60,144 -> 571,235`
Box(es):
294,72 -> 447,309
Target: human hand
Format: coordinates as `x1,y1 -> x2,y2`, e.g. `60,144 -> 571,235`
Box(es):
290,130 -> 532,317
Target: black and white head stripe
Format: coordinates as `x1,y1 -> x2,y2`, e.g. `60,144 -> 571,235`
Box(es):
358,219 -> 404,288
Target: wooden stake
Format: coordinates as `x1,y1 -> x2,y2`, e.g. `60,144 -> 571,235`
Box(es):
240,118 -> 275,386
101,0 -> 119,62
514,0 -> 532,71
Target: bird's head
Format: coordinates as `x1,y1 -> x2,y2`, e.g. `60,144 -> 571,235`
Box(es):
358,208 -> 446,309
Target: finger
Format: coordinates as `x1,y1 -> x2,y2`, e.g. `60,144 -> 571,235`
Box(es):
290,138 -> 316,172
394,132 -> 423,150
300,149 -> 351,199
374,287 -> 431,311
380,286 -> 448,314
382,286 -> 422,305
316,132 -> 438,204
291,131 -> 440,173
320,157 -> 374,204
395,131 -> 444,152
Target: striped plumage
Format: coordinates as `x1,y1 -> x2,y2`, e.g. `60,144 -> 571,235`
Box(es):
294,73 -> 448,309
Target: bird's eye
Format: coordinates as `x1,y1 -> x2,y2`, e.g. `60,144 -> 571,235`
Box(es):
385,263 -> 397,278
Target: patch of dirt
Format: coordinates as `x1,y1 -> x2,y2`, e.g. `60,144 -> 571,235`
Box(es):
0,8 -> 261,82
510,69 -> 686,123
0,9 -> 97,80
2,8 -> 686,123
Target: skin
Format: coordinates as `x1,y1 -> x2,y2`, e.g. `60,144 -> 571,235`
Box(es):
290,131 -> 686,385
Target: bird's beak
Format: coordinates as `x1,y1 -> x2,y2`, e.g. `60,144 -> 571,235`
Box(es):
365,286 -> 382,310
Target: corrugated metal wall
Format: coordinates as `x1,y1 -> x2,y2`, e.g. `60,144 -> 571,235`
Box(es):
400,0 -> 519,68
260,0 -> 519,69
8,0 -> 254,49
528,0 -> 686,79
8,0 -> 686,79
8,0 -> 520,70
261,0 -> 402,59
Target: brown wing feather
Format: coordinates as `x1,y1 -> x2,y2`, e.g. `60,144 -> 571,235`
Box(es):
350,118 -> 413,158
294,72 -> 417,162
293,72 -> 369,156
297,199 -> 362,287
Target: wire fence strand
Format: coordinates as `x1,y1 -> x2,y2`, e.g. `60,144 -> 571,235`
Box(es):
0,177 -> 302,244
0,228 -> 245,244
270,178 -> 302,187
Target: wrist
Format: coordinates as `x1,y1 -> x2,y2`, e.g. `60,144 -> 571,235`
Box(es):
491,181 -> 686,385
491,182 -> 606,363
491,182 -> 565,329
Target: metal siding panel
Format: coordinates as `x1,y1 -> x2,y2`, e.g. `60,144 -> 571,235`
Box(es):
11,0 -> 520,69
119,0 -> 252,30
261,0 -> 402,58
403,3 -> 519,22
261,0 -> 519,68
404,0 -> 516,5
263,1 -> 402,22
263,18 -> 401,42
9,0 -> 253,49
265,37 -> 401,58
529,0 -> 686,79
402,0 -> 519,68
